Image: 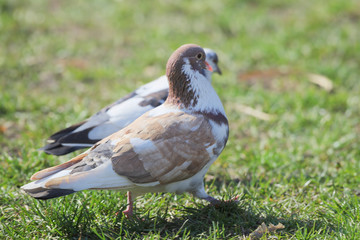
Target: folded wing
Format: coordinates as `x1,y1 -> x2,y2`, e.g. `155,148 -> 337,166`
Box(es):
23,111 -> 216,199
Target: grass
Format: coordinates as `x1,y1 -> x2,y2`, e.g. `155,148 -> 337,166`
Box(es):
1,0 -> 359,239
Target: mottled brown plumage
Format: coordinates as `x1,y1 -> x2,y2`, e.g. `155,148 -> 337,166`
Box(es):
22,44 -> 229,218
166,44 -> 208,108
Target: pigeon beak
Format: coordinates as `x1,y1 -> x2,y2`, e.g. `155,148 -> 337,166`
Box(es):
205,61 -> 213,72
214,65 -> 222,75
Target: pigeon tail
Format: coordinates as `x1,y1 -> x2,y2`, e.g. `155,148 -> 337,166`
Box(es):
21,185 -> 76,200
39,121 -> 96,156
39,142 -> 84,156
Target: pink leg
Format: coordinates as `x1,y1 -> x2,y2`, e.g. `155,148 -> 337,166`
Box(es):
122,191 -> 133,218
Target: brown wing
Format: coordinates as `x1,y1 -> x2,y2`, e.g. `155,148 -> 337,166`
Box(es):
31,152 -> 89,180
30,111 -> 216,189
111,111 -> 216,184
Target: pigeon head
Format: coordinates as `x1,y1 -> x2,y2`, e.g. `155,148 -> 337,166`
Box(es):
166,44 -> 210,80
166,44 -> 226,114
204,48 -> 222,76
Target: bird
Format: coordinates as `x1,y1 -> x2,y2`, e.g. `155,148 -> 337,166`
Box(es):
22,44 -> 229,217
40,48 -> 222,156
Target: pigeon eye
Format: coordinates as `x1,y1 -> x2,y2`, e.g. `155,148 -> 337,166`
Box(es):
196,53 -> 203,59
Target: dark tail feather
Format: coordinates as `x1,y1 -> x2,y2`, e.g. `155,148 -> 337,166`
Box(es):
22,187 -> 76,200
40,121 -> 98,156
39,121 -> 88,155
47,121 -> 86,142
39,142 -> 84,156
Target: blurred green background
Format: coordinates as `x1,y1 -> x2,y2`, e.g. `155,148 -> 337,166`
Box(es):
1,0 -> 359,239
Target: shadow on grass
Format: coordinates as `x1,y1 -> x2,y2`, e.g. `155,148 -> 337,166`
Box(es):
104,196 -> 331,239
20,184 -> 333,239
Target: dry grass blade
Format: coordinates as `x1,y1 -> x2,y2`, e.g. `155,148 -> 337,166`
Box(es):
249,222 -> 285,239
238,68 -> 293,82
307,73 -> 334,92
238,69 -> 334,93
230,103 -> 274,121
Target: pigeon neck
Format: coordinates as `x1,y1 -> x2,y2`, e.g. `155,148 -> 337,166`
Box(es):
166,58 -> 225,115
166,57 -> 196,108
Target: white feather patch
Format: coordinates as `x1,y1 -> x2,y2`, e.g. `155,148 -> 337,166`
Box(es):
62,143 -> 93,147
135,76 -> 168,96
130,138 -> 157,155
181,58 -> 225,114
135,181 -> 160,187
147,104 -> 182,117
21,169 -> 72,190
57,162 -> 134,191
209,120 -> 228,143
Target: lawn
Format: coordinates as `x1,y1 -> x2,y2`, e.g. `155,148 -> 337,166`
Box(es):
1,0 -> 359,239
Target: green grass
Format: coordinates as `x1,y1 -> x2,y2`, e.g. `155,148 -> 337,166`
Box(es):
1,0 -> 359,239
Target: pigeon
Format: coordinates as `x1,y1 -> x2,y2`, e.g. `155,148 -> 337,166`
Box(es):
22,44 -> 229,217
40,48 -> 222,156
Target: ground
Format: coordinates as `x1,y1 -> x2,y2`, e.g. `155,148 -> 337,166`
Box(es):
0,0 -> 359,239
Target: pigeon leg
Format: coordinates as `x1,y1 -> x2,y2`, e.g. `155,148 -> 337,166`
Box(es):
122,191 -> 133,218
193,186 -> 239,205
203,195 -> 222,205
193,187 -> 221,205
203,195 -> 240,206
